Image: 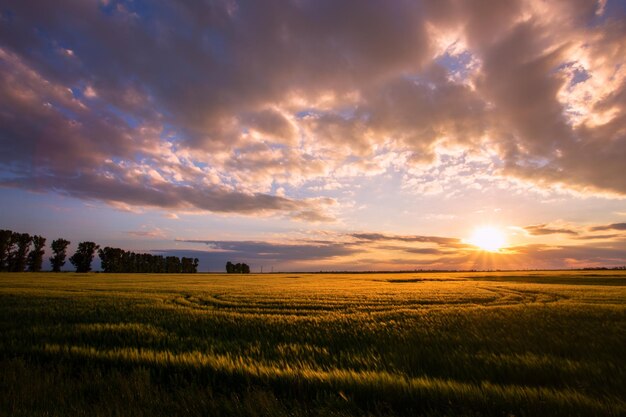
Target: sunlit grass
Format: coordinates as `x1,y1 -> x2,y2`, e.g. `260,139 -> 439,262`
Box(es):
1,271 -> 625,416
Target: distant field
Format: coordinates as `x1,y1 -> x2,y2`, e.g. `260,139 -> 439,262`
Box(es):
1,271 -> 625,416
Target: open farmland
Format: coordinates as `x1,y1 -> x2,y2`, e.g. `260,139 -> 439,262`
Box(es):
1,271 -> 625,416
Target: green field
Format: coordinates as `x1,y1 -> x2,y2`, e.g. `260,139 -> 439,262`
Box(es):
1,271 -> 625,416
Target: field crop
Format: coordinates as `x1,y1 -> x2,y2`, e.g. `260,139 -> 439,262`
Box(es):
1,271 -> 625,416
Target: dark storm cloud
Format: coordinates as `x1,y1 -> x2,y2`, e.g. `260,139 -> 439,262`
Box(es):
1,0 -> 626,216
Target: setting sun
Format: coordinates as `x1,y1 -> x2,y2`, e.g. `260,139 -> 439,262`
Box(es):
469,226 -> 506,252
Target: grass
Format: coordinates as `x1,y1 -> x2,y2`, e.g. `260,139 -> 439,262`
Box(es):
1,271 -> 625,416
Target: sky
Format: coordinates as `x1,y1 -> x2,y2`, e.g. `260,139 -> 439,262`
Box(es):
1,0 -> 626,271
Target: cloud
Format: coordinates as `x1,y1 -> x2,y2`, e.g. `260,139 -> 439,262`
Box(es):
507,242 -> 626,269
0,170 -> 331,218
290,209 -> 336,223
524,224 -> 579,236
239,109 -> 298,145
590,223 -> 626,231
175,232 -> 478,271
522,221 -> 626,242
125,227 -> 168,239
475,3 -> 626,195
176,239 -> 362,263
350,232 -> 467,248
170,231 -> 626,271
574,234 -> 622,241
379,246 -> 447,255
1,0 -> 626,222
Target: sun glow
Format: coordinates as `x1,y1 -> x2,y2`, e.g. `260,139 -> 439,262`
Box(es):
469,226 -> 506,252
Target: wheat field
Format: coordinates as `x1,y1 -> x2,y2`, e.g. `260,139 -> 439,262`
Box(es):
1,271 -> 625,416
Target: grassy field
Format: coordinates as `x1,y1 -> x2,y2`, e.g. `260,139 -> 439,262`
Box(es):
1,271 -> 625,416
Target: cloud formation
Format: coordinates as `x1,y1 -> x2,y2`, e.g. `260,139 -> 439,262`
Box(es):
1,0 -> 625,222
174,227 -> 626,271
350,233 -> 467,248
522,221 -> 626,241
524,224 -> 579,236
590,223 -> 626,232
175,239 -> 363,270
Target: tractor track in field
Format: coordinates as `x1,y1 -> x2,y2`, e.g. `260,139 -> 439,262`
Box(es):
476,285 -> 569,306
166,284 -> 569,316
167,293 -> 349,316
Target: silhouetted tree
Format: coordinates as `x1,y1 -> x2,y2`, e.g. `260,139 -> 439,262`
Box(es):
50,238 -> 71,272
226,261 -> 249,274
165,256 -> 181,273
9,232 -> 31,272
2,234 -> 197,274
122,250 -> 131,273
98,247 -> 126,273
69,241 -> 100,273
181,257 -> 193,273
0,229 -> 13,272
140,253 -> 152,273
154,255 -> 166,273
178,257 -> 199,273
27,235 -> 46,272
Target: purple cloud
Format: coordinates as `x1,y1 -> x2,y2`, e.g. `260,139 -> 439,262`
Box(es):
1,0 -> 626,223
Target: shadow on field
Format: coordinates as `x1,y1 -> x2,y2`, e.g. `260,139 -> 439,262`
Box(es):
468,275 -> 626,286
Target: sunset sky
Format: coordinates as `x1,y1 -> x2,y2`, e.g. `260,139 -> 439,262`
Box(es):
1,0 -> 626,271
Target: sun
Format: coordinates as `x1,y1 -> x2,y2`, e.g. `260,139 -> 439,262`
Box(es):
469,226 -> 506,252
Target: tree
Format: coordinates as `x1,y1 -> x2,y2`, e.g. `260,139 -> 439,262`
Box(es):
181,257 -> 193,273
165,256 -> 181,273
226,261 -> 250,274
50,238 -> 71,272
98,247 -> 191,274
98,247 -> 126,273
8,232 -> 31,272
0,229 -> 13,272
69,241 -> 100,273
27,235 -> 46,272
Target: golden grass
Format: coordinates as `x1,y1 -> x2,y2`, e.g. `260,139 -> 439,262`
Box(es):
1,271 -> 625,416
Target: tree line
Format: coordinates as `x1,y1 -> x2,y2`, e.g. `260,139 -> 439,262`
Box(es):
0,229 -> 198,273
99,246 -> 198,273
1,230 -> 48,272
226,261 -> 250,273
